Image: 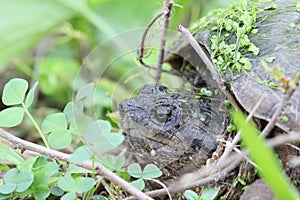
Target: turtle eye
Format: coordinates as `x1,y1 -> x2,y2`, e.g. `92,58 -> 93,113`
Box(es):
154,106 -> 172,123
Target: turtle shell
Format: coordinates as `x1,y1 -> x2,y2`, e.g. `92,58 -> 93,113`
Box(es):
165,0 -> 300,132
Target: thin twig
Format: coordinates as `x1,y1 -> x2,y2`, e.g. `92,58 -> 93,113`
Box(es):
267,131 -> 300,147
177,25 -> 239,108
0,128 -> 153,200
145,178 -> 172,200
124,129 -> 300,199
218,95 -> 265,163
155,0 -> 174,84
138,12 -> 164,69
261,86 -> 299,137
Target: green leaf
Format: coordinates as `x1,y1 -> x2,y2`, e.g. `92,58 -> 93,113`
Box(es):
0,163 -> 10,171
63,102 -> 83,122
2,78 -> 28,106
48,130 -> 72,149
32,156 -> 47,170
87,120 -> 111,136
76,82 -> 95,102
32,185 -> 50,200
282,116 -> 289,123
115,156 -> 126,171
61,191 -> 76,200
38,162 -> 59,178
0,1 -> 74,71
50,185 -> 64,197
3,169 -> 33,193
42,113 -> 68,134
127,163 -> 143,178
93,132 -> 124,153
142,164 -> 162,179
0,184 -> 16,194
101,155 -> 125,171
17,156 -> 38,171
66,164 -> 92,175
0,107 -> 25,127
184,190 -> 199,200
84,120 -> 124,153
232,110 -> 300,200
24,81 -> 39,108
69,115 -> 92,136
75,177 -> 94,192
131,178 -> 145,191
0,193 -> 10,200
248,44 -> 259,56
58,175 -> 75,192
200,187 -> 220,200
266,56 -> 276,63
14,170 -> 34,192
0,144 -> 24,165
4,168 -> 19,183
69,146 -> 92,164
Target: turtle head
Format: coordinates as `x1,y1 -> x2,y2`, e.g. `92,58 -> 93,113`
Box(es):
119,85 -> 217,170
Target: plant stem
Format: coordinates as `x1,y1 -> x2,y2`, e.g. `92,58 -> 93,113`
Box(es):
22,103 -> 50,148
0,128 -> 153,200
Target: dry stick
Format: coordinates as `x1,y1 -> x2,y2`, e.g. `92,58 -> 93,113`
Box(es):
155,1 -> 173,84
261,86 -> 298,137
0,128 -> 154,200
138,11 -> 164,70
125,130 -> 300,199
267,131 -> 300,148
125,153 -> 244,199
218,95 -> 265,163
177,25 -> 239,108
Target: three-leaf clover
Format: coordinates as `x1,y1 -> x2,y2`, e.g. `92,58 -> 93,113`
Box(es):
0,168 -> 33,195
127,163 -> 162,190
42,112 -> 72,149
58,175 -> 94,200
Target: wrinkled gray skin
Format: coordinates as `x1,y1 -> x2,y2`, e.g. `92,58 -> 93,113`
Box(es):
119,85 -> 219,174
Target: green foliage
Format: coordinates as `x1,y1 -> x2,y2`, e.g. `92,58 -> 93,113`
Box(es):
192,1 -> 260,74
0,107 -> 25,127
0,168 -> 33,194
127,163 -> 162,190
84,120 -> 124,153
232,110 -> 300,200
101,154 -> 126,172
58,175 -> 94,200
0,155 -> 60,199
38,58 -> 79,104
0,78 -> 127,199
2,78 -> 28,105
0,78 -> 39,128
42,112 -> 72,149
69,146 -> 92,164
0,0 -> 74,71
0,144 -> 24,165
0,1 -> 275,199
184,187 -> 220,200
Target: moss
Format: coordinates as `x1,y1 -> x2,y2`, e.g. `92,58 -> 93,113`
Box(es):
190,1 -> 262,74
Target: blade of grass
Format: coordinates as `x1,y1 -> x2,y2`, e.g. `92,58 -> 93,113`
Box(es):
231,110 -> 299,200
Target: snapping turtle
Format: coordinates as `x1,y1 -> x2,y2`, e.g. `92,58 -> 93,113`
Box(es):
119,0 -> 300,175
119,85 -> 226,174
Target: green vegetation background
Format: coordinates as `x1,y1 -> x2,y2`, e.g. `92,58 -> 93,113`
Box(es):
0,0 -> 236,134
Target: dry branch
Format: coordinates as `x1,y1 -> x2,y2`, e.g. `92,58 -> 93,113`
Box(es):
0,128 -> 153,200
